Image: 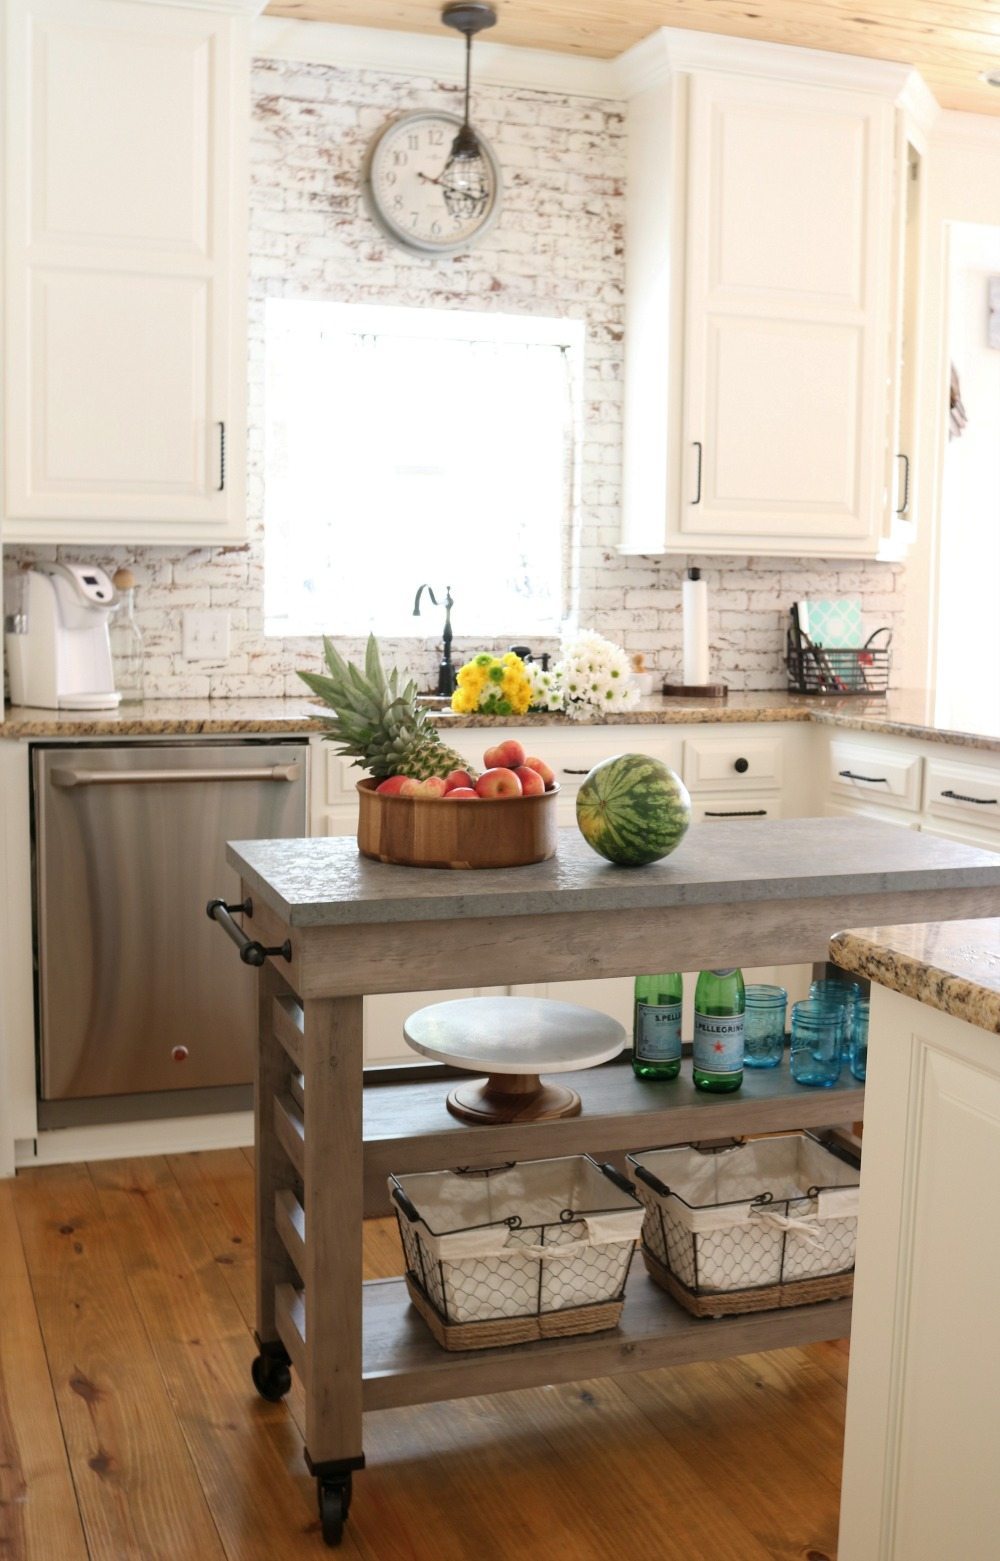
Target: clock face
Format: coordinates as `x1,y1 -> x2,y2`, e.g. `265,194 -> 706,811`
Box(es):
363,111 -> 502,256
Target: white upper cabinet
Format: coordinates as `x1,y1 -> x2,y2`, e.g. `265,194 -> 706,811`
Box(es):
4,0 -> 251,543
679,74 -> 893,554
619,33 -> 937,560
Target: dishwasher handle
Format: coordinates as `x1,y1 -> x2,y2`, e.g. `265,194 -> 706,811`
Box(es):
206,897 -> 292,966
51,762 -> 302,788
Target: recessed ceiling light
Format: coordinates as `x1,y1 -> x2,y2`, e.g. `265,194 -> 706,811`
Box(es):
980,68 -> 1000,87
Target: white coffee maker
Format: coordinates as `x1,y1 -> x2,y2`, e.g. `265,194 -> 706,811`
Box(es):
6,563 -> 121,709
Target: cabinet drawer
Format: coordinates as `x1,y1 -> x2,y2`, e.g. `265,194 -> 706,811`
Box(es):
925,758 -> 1000,834
692,796 -> 783,823
829,740 -> 921,811
682,735 -> 782,792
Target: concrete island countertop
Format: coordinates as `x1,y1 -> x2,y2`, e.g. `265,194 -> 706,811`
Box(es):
831,920 -> 1000,1035
227,816 -> 1000,928
3,688 -> 1000,752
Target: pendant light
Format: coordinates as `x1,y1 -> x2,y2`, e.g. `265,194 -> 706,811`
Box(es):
440,3 -> 497,221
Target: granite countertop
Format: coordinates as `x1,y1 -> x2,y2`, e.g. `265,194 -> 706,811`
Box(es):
3,688 -> 1000,751
227,816 -> 1000,928
831,920 -> 1000,1034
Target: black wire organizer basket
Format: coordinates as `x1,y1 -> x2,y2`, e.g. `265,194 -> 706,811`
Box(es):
389,1156 -> 645,1351
626,1134 -> 860,1319
786,619 -> 892,695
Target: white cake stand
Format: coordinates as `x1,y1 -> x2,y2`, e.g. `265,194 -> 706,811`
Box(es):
403,995 -> 627,1124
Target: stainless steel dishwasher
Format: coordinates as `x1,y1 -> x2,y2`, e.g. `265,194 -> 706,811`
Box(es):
33,740 -> 308,1121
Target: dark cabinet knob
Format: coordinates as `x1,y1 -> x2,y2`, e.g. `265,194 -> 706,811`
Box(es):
733,757 -> 749,774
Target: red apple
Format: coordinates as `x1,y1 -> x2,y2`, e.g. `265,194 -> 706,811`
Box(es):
412,776 -> 448,798
475,767 -> 523,799
445,787 -> 479,800
443,769 -> 474,792
375,775 -> 412,795
513,765 -> 545,797
483,738 -> 526,771
523,755 -> 556,790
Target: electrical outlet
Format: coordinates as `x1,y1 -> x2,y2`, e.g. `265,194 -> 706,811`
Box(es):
182,609 -> 230,662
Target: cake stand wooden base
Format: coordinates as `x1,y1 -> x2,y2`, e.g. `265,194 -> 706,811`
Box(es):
446,1072 -> 582,1124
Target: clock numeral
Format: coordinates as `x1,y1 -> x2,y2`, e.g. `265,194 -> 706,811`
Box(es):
384,171 -> 397,187
431,220 -> 442,236
428,128 -> 444,146
392,150 -> 408,167
407,133 -> 419,150
392,195 -> 403,211
411,211 -> 420,225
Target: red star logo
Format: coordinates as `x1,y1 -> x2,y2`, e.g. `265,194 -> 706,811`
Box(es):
713,1040 -> 725,1053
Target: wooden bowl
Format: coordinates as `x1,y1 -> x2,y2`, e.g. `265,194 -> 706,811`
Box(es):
356,778 -> 560,870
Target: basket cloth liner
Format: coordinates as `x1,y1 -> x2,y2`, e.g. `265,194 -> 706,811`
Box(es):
632,1136 -> 859,1235
391,1157 -> 645,1261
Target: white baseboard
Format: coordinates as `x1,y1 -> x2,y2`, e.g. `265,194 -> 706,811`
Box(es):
15,1110 -> 254,1170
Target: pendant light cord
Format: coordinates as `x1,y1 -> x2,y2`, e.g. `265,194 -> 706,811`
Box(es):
463,30 -> 473,129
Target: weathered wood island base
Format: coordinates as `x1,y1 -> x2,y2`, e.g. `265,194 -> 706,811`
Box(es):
220,819 -> 1000,1548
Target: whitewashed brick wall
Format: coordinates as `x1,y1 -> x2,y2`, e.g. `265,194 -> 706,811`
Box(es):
5,57 -> 905,698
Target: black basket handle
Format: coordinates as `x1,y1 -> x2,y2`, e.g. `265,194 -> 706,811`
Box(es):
390,1185 -> 421,1224
594,1162 -> 635,1198
631,1163 -> 671,1198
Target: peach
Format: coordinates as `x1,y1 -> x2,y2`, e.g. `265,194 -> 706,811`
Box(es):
443,769 -> 475,792
475,767 -> 523,799
523,756 -> 556,790
445,787 -> 479,800
483,739 -> 526,771
412,776 -> 448,798
513,765 -> 545,797
375,775 -> 413,795
398,778 -> 421,797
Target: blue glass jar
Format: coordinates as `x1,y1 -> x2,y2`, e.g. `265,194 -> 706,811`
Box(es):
809,979 -> 862,1061
850,999 -> 870,1081
790,1000 -> 844,1087
743,984 -> 787,1068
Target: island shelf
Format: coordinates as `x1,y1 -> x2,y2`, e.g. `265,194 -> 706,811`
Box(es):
221,818 -> 1000,1546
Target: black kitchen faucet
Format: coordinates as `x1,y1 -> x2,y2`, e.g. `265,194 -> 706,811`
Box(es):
412,584 -> 456,697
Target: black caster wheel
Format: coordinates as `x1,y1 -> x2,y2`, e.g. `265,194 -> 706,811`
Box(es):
250,1351 -> 291,1403
317,1475 -> 351,1547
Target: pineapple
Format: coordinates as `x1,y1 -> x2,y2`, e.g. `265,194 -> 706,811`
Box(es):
299,635 -> 473,783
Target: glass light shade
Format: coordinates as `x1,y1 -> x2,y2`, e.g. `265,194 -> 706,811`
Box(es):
441,125 -> 490,219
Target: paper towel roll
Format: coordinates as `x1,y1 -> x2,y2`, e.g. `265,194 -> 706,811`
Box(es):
682,569 -> 710,686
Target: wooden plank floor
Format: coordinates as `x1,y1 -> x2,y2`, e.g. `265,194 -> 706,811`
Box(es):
0,1149 -> 849,1560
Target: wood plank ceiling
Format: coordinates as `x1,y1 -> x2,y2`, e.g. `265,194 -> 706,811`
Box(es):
263,0 -> 1000,115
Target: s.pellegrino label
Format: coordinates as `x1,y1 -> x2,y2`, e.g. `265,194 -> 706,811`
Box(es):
635,1001 -> 682,1063
692,1011 -> 744,1076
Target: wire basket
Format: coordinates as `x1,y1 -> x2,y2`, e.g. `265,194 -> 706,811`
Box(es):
389,1156 -> 644,1350
786,623 -> 891,695
626,1134 -> 860,1318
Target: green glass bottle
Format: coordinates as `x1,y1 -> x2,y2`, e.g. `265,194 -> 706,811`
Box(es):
632,973 -> 683,1080
693,968 -> 745,1092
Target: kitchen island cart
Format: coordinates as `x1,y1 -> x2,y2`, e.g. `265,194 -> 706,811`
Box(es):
217,819 -> 1000,1546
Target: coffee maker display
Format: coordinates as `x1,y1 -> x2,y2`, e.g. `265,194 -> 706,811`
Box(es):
5,563 -> 121,710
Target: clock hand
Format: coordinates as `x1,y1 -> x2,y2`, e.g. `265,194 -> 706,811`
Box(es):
417,170 -> 447,190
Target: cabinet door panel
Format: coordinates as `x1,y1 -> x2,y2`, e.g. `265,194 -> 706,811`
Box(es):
4,0 -> 246,540
34,271 -> 210,494
679,72 -> 892,554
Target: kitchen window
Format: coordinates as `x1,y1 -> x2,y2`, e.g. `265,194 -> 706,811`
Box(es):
263,299 -> 583,639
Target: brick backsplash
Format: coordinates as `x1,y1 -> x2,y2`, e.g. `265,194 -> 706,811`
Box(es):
4,56 -> 905,699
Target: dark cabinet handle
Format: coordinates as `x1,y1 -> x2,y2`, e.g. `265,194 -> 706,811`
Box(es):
704,809 -> 767,817
206,897 -> 291,965
838,769 -> 888,784
692,441 -> 703,505
217,421 -> 226,491
562,768 -> 591,775
733,757 -> 749,774
941,788 -> 997,805
896,452 -> 910,517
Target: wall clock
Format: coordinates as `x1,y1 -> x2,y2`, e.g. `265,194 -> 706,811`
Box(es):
363,110 -> 502,257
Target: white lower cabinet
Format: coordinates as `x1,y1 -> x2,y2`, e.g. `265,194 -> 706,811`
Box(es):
839,986 -> 1000,1559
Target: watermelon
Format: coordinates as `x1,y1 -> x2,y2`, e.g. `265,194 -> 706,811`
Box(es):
576,753 -> 691,866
